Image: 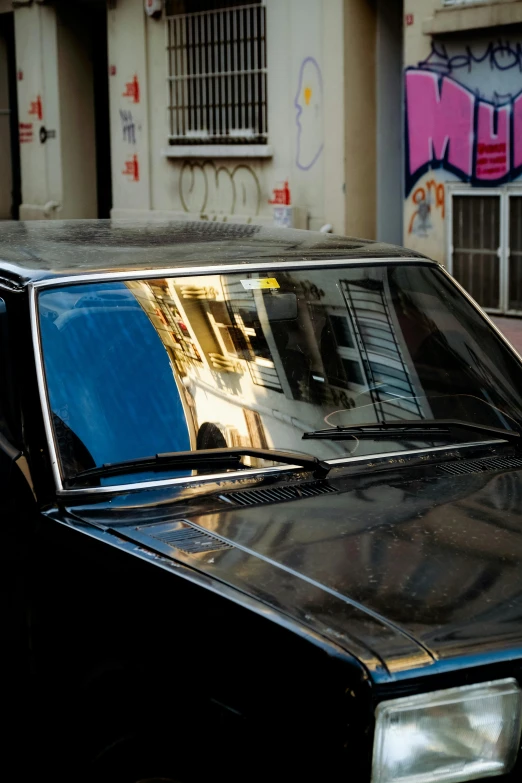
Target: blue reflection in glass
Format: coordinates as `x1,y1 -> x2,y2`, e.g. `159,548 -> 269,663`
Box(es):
39,282 -> 191,479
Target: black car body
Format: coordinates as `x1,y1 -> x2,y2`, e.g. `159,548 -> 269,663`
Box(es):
3,220 -> 522,782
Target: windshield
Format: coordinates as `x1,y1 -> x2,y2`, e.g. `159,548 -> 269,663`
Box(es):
37,263 -> 522,486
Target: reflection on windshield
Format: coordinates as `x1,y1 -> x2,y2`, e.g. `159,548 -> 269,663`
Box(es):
38,265 -> 522,483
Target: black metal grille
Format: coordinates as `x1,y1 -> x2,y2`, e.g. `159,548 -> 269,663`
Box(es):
166,2 -> 268,144
437,456 -> 522,477
452,195 -> 501,310
149,523 -> 232,554
220,481 -> 336,507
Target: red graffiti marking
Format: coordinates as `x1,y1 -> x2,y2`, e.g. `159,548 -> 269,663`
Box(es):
122,75 -> 140,104
29,95 -> 43,121
110,65 -> 117,76
406,14 -> 414,26
19,122 -> 33,143
269,180 -> 291,205
408,179 -> 445,235
122,154 -> 140,182
17,70 -> 23,81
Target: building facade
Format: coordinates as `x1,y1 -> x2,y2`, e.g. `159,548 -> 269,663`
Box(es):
404,0 -> 522,315
2,0 -> 522,316
0,0 -> 404,242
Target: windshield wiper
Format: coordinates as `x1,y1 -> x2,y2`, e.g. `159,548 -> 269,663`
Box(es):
303,419 -> 521,444
67,447 -> 330,486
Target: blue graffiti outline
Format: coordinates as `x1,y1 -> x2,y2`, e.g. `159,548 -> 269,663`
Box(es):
404,67 -> 522,195
295,56 -> 324,171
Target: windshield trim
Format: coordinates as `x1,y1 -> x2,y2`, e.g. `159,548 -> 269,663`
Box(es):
29,257 -> 518,496
55,440 -> 506,498
30,256 -> 437,291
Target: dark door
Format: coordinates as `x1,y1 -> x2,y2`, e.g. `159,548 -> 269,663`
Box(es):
0,12 -> 21,220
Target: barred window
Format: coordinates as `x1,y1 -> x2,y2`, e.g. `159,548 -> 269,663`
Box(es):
166,1 -> 267,145
442,0 -> 487,6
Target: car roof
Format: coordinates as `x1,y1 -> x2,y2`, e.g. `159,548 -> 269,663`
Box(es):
0,220 -> 431,288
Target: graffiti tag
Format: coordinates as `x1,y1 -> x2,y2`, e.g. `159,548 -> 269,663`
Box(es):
122,75 -> 140,104
122,154 -> 140,182
405,69 -> 522,192
29,95 -> 43,121
19,122 -> 33,144
295,57 -> 323,171
178,161 -> 261,216
120,109 -> 136,144
418,40 -> 522,77
408,180 -> 445,237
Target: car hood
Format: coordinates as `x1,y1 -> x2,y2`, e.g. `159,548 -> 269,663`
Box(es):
65,457 -> 522,681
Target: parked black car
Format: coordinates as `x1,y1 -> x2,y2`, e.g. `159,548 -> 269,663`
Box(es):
3,219 -> 522,783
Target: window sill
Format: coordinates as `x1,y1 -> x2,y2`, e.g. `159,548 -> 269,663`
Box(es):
161,144 -> 273,159
423,0 -> 522,33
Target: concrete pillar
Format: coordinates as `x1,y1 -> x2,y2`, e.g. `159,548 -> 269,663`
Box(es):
14,1 -> 97,219
108,0 -> 151,217
343,0 -> 377,239
15,2 -> 60,218
323,0 -> 346,234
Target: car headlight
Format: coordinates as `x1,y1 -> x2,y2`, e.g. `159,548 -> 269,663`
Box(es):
372,678 -> 522,783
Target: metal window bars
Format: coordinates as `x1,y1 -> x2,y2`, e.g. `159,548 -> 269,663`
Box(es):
166,3 -> 267,145
442,0 -> 487,6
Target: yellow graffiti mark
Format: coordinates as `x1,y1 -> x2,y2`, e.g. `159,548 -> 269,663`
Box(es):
304,86 -> 312,106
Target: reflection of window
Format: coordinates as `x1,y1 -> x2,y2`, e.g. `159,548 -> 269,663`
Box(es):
319,309 -> 365,392
330,315 -> 354,348
237,308 -> 271,360
342,358 -> 364,387
208,297 -> 282,391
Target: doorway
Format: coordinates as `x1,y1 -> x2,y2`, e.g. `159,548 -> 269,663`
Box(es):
55,0 -> 112,219
0,12 -> 21,220
376,0 -> 403,245
448,188 -> 522,315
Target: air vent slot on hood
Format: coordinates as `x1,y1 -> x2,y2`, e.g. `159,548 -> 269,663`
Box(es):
437,455 -> 522,477
220,480 -> 336,507
149,523 -> 232,554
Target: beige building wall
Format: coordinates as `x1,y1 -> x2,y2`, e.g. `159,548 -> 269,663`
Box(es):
108,0 -> 345,232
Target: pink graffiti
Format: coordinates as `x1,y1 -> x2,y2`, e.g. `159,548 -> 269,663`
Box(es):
406,71 -> 474,178
406,69 -> 522,191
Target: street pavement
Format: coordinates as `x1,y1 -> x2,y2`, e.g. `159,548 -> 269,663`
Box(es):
492,317 -> 522,356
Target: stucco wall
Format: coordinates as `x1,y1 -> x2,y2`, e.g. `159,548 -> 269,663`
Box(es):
108,0 -> 337,231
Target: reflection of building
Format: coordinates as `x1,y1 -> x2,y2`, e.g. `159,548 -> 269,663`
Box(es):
126,266 -> 434,463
